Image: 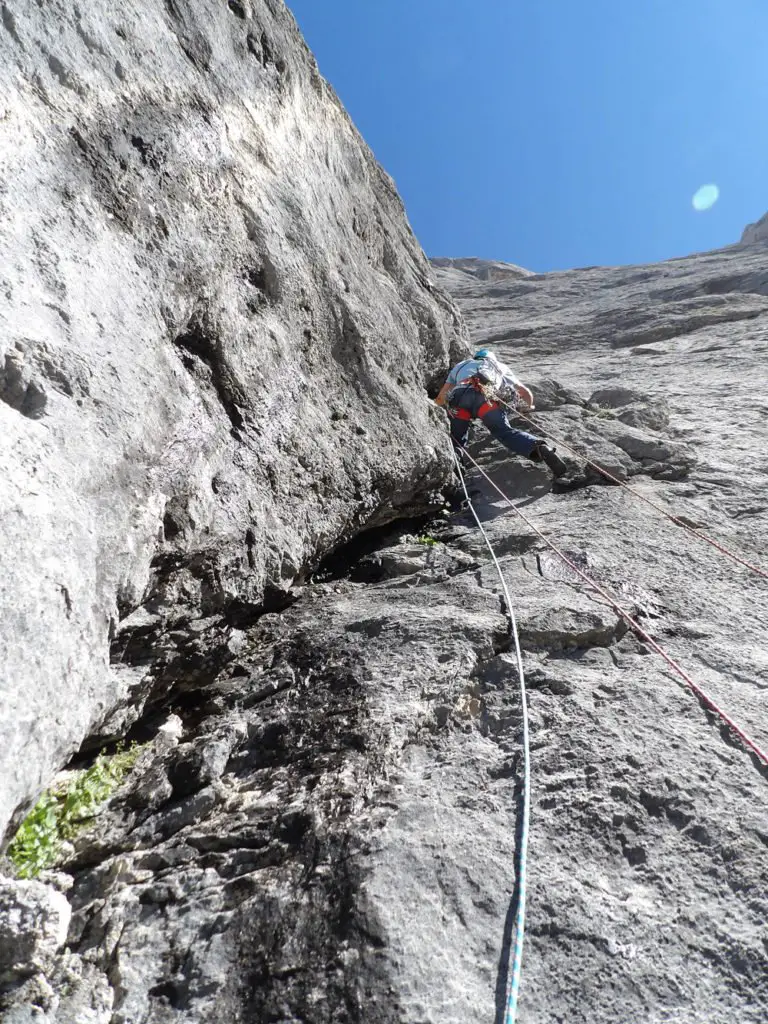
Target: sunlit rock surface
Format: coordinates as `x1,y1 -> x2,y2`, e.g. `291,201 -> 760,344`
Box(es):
0,0 -> 463,841
429,247 -> 768,1021
1,1 -> 768,1021
740,210 -> 768,245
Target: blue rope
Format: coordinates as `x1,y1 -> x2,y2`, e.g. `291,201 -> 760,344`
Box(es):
505,666 -> 531,1024
448,440 -> 532,1024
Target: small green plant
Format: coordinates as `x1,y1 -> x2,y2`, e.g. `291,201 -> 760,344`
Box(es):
8,744 -> 142,879
416,535 -> 438,547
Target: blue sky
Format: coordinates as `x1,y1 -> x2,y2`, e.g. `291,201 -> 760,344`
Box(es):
287,0 -> 768,272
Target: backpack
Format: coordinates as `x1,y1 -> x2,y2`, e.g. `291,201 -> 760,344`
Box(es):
473,356 -> 503,390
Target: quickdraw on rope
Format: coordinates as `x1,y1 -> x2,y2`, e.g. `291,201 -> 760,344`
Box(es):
456,442 -> 768,768
448,439 -> 531,1024
498,397 -> 768,583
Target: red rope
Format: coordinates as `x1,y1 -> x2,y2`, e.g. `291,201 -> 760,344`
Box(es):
502,401 -> 768,583
458,443 -> 768,767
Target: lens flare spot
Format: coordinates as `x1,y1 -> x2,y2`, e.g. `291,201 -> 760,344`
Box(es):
692,184 -> 720,211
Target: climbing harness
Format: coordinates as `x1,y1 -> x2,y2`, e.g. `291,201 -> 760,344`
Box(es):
447,374 -> 520,424
446,353 -> 519,419
448,394 -> 498,421
448,439 -> 531,1024
457,441 -> 768,767
496,397 -> 768,583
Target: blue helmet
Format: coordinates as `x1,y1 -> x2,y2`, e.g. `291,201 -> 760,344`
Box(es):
474,348 -> 490,359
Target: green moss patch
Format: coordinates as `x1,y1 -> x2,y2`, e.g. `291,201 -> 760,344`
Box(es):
8,744 -> 143,879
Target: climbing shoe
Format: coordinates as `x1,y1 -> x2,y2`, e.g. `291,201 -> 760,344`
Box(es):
552,474 -> 587,493
531,441 -> 568,478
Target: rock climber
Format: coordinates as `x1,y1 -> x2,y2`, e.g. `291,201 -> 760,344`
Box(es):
435,348 -> 568,478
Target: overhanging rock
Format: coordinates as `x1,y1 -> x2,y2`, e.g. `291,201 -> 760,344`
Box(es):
0,0 -> 465,837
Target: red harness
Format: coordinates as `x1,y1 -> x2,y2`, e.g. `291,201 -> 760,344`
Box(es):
451,399 -> 497,421
449,375 -> 498,420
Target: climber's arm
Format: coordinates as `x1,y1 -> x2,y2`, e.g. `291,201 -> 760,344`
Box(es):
497,360 -> 534,410
435,382 -> 452,407
515,382 -> 535,409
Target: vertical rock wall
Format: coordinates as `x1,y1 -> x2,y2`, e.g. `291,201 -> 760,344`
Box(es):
2,2 -> 767,1022
0,0 -> 464,837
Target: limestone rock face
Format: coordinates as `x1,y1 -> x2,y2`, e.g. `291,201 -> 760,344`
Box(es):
3,4 -> 768,1023
4,237 -> 768,1024
0,0 -> 463,836
0,879 -> 71,987
431,256 -> 534,281
428,252 -> 768,1021
740,209 -> 768,245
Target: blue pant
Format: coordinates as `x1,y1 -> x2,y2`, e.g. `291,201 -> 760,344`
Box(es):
449,386 -> 538,457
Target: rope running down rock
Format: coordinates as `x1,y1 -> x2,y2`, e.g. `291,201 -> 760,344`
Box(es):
448,439 -> 531,1024
456,442 -> 768,767
499,398 -> 768,583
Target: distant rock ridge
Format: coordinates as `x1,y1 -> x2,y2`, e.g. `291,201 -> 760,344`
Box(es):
740,210 -> 768,245
437,210 -> 768,278
431,256 -> 533,280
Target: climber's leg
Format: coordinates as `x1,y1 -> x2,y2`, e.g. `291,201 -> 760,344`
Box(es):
480,406 -> 538,456
449,415 -> 471,449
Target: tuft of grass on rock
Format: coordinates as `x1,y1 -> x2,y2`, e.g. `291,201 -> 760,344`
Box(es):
416,535 -> 438,547
8,744 -> 143,879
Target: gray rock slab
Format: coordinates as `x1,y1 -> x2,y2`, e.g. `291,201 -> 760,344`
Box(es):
2,3 -> 768,1023
0,0 -> 465,837
0,879 -> 70,986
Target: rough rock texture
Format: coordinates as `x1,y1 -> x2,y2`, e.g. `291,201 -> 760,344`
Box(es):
4,226 -> 768,1024
0,0 -> 464,836
0,879 -> 71,988
3,3 -> 768,1022
431,257 -> 534,282
429,251 -> 768,1021
740,211 -> 768,245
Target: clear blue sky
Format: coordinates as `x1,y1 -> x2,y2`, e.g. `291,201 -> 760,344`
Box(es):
287,0 -> 768,272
